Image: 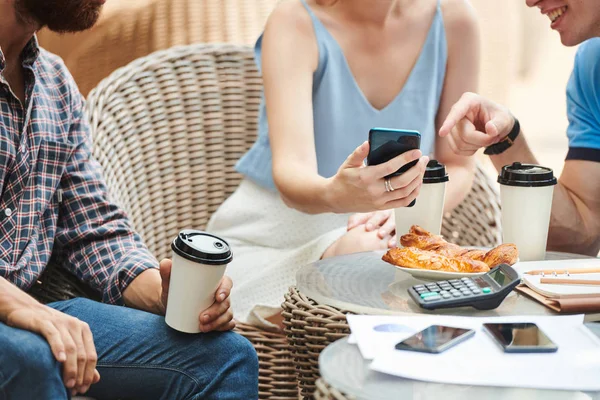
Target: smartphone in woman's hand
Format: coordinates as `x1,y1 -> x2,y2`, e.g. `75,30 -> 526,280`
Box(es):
367,128 -> 421,177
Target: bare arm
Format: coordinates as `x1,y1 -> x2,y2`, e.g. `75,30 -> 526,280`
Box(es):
263,2 -> 427,214
262,3 -> 330,213
487,134 -> 600,255
439,96 -> 600,256
435,0 -> 479,212
547,160 -> 600,255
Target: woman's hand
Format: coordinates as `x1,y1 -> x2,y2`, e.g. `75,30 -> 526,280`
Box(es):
326,141 -> 429,213
347,210 -> 397,248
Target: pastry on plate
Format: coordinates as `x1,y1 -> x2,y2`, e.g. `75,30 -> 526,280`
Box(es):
382,247 -> 490,273
383,225 -> 519,272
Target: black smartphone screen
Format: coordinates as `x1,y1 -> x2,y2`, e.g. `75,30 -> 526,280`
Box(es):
367,128 -> 421,177
483,323 -> 558,353
395,325 -> 475,354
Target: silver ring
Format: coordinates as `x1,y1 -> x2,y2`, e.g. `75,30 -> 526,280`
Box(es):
385,177 -> 395,192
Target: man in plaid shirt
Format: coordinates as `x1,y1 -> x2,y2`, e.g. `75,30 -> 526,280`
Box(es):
0,0 -> 258,399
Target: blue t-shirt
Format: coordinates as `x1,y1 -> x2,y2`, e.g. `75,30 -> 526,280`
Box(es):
565,38 -> 600,162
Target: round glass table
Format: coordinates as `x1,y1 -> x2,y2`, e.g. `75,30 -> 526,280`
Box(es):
296,250 -> 596,318
319,336 -> 600,400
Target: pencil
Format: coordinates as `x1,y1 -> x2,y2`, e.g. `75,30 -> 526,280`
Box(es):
540,277 -> 600,286
525,268 -> 600,276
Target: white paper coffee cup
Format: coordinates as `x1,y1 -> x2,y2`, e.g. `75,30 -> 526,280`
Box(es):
498,163 -> 557,262
395,160 -> 448,245
165,230 -> 232,333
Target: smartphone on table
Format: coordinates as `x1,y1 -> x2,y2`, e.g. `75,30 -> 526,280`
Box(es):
394,325 -> 475,354
367,128 -> 421,206
483,322 -> 558,353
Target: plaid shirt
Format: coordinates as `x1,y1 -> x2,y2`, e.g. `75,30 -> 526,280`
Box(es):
0,37 -> 158,305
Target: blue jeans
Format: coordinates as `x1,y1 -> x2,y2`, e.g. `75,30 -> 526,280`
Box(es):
0,297 -> 258,400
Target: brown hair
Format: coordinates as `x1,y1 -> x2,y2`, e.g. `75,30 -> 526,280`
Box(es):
315,0 -> 339,5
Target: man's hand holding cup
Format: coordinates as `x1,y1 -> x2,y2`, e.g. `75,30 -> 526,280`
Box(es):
161,230 -> 235,333
159,259 -> 235,332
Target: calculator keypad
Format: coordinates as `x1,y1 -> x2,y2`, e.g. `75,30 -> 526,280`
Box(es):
413,278 -> 491,302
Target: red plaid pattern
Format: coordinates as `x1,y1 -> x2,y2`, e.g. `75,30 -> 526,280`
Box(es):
0,37 -> 158,305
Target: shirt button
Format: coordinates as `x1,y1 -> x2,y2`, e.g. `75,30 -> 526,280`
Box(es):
4,208 -> 12,217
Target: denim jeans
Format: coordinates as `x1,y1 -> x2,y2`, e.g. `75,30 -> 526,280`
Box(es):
0,297 -> 258,400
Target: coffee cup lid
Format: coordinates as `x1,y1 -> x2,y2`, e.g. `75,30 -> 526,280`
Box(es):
498,162 -> 558,187
171,230 -> 233,265
423,160 -> 449,183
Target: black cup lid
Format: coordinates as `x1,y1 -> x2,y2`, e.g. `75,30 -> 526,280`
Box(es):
171,230 -> 233,265
498,162 -> 557,187
423,160 -> 449,183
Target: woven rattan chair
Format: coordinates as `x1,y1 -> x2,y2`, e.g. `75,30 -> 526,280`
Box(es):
79,44 -> 296,399
37,0 -> 278,96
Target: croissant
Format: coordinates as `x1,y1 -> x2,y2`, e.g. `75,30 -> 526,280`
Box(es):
386,226 -> 519,273
400,226 -> 466,258
461,249 -> 487,262
483,243 -> 519,267
382,247 -> 490,273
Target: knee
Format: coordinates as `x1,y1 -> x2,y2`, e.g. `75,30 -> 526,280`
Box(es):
222,332 -> 259,375
0,325 -> 64,393
11,330 -> 61,378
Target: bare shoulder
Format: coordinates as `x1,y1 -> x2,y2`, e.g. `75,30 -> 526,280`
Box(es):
264,0 -> 315,43
439,0 -> 479,41
262,0 -> 318,68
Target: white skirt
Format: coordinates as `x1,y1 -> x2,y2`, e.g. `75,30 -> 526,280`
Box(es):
206,179 -> 349,328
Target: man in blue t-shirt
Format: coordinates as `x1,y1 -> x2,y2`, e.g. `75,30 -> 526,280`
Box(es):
438,0 -> 600,256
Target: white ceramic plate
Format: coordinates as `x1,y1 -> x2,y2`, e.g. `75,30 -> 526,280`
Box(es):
393,265 -> 487,281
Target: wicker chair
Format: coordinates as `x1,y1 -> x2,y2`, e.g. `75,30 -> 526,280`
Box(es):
78,44 -> 296,400
37,0 -> 278,96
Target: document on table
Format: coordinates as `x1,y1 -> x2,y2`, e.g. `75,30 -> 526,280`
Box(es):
347,314 -> 600,391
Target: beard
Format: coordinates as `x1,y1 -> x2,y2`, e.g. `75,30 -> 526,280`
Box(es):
15,0 -> 103,33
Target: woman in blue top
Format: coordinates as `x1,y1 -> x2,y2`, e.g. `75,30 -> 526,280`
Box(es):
208,0 -> 479,327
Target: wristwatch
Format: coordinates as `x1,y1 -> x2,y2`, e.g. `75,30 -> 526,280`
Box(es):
484,117 -> 520,156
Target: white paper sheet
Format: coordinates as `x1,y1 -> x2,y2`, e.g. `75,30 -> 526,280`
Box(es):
347,314 -> 600,391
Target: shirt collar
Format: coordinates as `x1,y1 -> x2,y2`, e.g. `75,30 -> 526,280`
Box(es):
0,34 -> 40,73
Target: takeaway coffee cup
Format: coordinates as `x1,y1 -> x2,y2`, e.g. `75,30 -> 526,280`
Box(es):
498,162 -> 557,262
395,160 -> 449,245
165,230 -> 233,333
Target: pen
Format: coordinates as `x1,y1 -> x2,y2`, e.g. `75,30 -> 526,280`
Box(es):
525,268 -> 600,276
540,277 -> 600,286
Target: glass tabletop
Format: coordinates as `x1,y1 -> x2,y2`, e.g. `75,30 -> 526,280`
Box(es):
319,337 -> 600,400
297,250 -> 596,318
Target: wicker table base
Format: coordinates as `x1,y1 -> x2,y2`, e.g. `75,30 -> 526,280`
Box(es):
282,286 -> 351,399
234,323 -> 298,399
314,379 -> 353,400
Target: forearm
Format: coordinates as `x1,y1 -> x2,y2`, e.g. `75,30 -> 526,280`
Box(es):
122,268 -> 164,315
489,136 -> 600,255
547,167 -> 600,256
443,160 -> 475,212
0,277 -> 41,322
488,133 -> 539,171
274,166 -> 336,214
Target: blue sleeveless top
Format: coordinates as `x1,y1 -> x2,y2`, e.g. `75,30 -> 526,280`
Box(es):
236,0 -> 447,190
